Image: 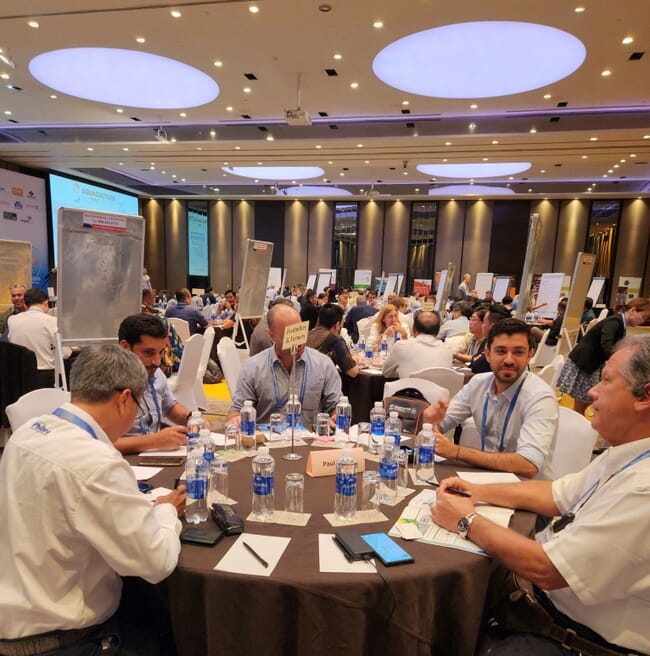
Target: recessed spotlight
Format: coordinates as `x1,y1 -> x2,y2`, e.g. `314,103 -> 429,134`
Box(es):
196,146 -> 202,151
327,160 -> 333,164
122,147 -> 129,151
402,100 -> 409,106
442,158 -> 447,163
601,69 -> 612,77
529,127 -> 537,133
350,81 -> 359,89
630,153 -> 637,157
373,20 -> 384,29
315,144 -> 322,149
181,178 -> 186,182
333,53 -> 342,60
622,36 -> 634,45
403,171 -> 408,175
170,137 -> 176,142
364,160 -> 370,164
491,140 -> 499,145
620,158 -> 626,162
86,146 -> 93,151
225,106 -> 233,112
574,6 -> 585,12
28,20 -> 39,28
50,94 -> 57,99
356,143 -> 363,148
468,122 -> 476,130
0,73 -> 9,80
581,155 -> 588,158
470,103 -> 478,109
213,60 -> 223,67
543,93 -> 552,99
540,169 -> 546,173
170,10 -> 182,18
171,174 -> 176,178
235,145 -> 241,150
602,174 -> 608,178
150,165 -> 155,169
590,136 -> 598,141
528,188 -> 532,192
643,135 -> 650,139
116,107 -> 123,113
243,86 -> 251,93
136,37 -> 146,44
249,5 -> 260,13
339,172 -> 344,176
266,134 -> 274,141
179,111 -> 186,117
445,141 -> 452,146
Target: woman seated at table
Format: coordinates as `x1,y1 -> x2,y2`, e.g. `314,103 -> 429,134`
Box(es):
452,306 -> 487,364
367,303 -> 409,348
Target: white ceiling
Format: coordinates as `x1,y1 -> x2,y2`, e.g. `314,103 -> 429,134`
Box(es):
0,0 -> 649,199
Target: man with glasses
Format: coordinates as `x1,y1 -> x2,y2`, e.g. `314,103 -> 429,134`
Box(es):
0,345 -> 185,654
116,313 -> 190,454
425,318 -> 558,478
0,283 -> 27,335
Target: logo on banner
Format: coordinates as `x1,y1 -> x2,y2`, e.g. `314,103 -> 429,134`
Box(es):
27,190 -> 37,199
20,215 -> 33,223
11,187 -> 23,196
14,201 -> 23,210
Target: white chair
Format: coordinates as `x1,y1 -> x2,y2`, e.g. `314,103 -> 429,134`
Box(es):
528,328 -> 550,369
536,363 -> 556,386
6,388 -> 71,433
217,337 -> 242,398
383,377 -> 449,405
549,354 -> 565,388
167,334 -> 204,411
357,316 -> 375,342
167,317 -> 190,343
194,326 -> 215,411
551,406 -> 599,479
410,366 -> 464,398
597,308 -> 609,321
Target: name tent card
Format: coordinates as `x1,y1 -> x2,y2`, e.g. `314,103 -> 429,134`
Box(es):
282,321 -> 309,351
306,447 -> 366,477
421,302 -> 434,312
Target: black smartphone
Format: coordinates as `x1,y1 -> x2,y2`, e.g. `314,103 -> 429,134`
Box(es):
180,525 -> 224,546
361,532 -> 414,566
333,529 -> 375,561
137,481 -> 153,493
211,503 -> 245,535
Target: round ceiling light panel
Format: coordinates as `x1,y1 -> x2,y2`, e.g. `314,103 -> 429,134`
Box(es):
29,48 -> 219,108
428,185 -> 515,196
417,162 -> 531,178
373,21 -> 586,98
277,186 -> 352,196
223,166 -> 324,180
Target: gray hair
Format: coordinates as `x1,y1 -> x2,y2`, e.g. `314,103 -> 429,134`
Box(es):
616,335 -> 650,397
70,345 -> 147,403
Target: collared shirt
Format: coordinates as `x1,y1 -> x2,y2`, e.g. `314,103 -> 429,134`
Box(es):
307,326 -> 356,375
127,368 -> 178,435
382,334 -> 453,379
230,345 -> 342,427
541,437 -> 650,653
438,371 -> 558,478
0,403 -> 181,638
164,302 -> 207,335
438,315 -> 470,340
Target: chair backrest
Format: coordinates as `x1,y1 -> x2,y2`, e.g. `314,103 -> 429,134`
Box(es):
6,388 -> 71,433
549,354 -> 565,388
597,308 -> 609,321
528,327 -> 550,368
536,363 -> 556,386
357,315 -> 374,341
217,337 -> 242,396
173,334 -> 204,386
551,406 -> 599,479
167,317 -> 190,343
410,366 -> 464,398
197,326 -> 215,383
383,377 -> 449,405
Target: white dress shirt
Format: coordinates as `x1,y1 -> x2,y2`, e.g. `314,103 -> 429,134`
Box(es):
438,315 -> 470,340
0,403 -> 181,638
382,334 -> 453,378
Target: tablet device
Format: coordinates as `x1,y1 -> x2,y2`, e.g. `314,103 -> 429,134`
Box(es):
180,525 -> 224,546
361,532 -> 414,566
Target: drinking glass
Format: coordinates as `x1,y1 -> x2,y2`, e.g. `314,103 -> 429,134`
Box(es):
269,412 -> 285,441
357,422 -> 371,448
224,421 -> 241,451
284,473 -> 304,513
361,471 -> 381,511
316,413 -> 331,440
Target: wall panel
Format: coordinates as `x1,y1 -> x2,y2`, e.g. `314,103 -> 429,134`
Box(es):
554,199 -> 588,276
358,201 -> 384,280
232,200 -> 255,289
613,199 -> 650,304
209,200 -> 232,292
436,200 -> 465,286
308,201 -> 334,276
382,201 -> 410,284
530,199 -> 560,273
163,199 -> 187,293
462,200 -> 493,285
488,201 -> 531,280
284,200 -> 308,285
142,198 -> 165,291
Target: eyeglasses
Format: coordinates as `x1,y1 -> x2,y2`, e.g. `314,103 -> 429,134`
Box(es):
115,388 -> 153,427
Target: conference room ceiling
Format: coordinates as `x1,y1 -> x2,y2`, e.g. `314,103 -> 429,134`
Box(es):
0,0 -> 649,200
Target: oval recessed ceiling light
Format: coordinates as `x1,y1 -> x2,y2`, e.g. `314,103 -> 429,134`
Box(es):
601,69 -> 612,77
622,36 -> 634,45
223,166 -> 324,180
249,5 -> 260,13
373,20 -> 384,29
29,48 -> 219,109
277,185 -> 351,197
136,37 -> 146,44
373,21 -> 585,98
428,184 -> 515,196
417,162 -> 531,178
334,53 -> 342,60
170,10 -> 182,18
28,20 -> 39,28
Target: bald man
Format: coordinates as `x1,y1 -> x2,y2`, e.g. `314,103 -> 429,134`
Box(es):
227,304 -> 342,428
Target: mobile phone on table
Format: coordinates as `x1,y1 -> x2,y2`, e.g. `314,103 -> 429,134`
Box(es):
361,532 -> 414,566
180,525 -> 224,546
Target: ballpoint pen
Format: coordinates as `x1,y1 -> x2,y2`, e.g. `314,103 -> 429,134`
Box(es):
243,541 -> 269,568
426,480 -> 472,498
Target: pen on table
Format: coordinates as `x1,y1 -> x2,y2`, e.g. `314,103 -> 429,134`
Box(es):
243,541 -> 269,568
426,480 -> 472,498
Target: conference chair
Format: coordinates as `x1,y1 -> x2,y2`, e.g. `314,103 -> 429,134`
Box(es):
167,333 -> 204,411
551,406 -> 599,479
383,377 -> 449,406
5,388 -> 71,433
528,327 -> 551,369
194,326 -> 215,411
410,366 -> 463,398
217,337 -> 242,398
356,316 -> 375,342
167,317 -> 190,343
537,363 -> 557,387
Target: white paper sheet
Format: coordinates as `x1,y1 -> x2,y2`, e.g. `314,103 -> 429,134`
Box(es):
138,446 -> 187,457
318,534 -> 376,573
144,486 -> 173,502
214,533 -> 290,577
130,465 -> 163,480
457,471 -> 521,484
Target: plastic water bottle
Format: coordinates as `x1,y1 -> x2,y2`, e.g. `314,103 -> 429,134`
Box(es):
393,331 -> 401,345
251,446 -> 275,519
185,448 -> 209,523
415,423 -> 436,483
380,335 -> 389,361
379,435 -> 399,503
200,428 -> 213,461
240,400 -> 257,453
210,452 -> 229,501
210,305 -> 217,322
365,342 -> 374,368
358,335 -> 366,354
187,411 -> 207,452
285,393 -> 302,430
334,447 -> 358,520
335,396 -> 352,442
385,411 -> 402,448
369,402 -> 386,455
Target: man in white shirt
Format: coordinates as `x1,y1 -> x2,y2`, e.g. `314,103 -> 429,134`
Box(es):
382,311 -> 452,378
0,344 -> 185,654
438,300 -> 472,340
0,283 -> 27,334
431,335 -> 650,656
7,287 -> 71,388
426,318 -> 558,478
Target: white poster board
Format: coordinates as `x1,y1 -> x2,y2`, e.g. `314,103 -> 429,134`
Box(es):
536,272 -> 565,319
563,253 -> 596,353
586,277 -> 606,304
306,273 -> 317,291
492,276 -> 511,302
396,274 -> 405,296
315,271 -> 332,294
267,267 -> 282,291
475,272 -> 494,298
354,269 -> 372,289
434,270 -> 449,313
319,268 -> 337,286
383,274 -> 398,300
238,240 -> 274,318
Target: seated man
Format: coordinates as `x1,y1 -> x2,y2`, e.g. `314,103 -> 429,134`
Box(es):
0,283 -> 27,335
164,287 -> 207,335
430,335 -> 650,656
249,296 -> 293,356
307,303 -> 359,379
299,289 -> 319,330
116,313 -> 190,454
0,344 -> 185,653
544,299 -> 567,347
7,287 -> 71,388
382,310 -> 452,378
425,318 -> 558,478
343,290 -> 377,343
438,300 -> 472,340
219,289 -> 238,332
227,304 -> 342,428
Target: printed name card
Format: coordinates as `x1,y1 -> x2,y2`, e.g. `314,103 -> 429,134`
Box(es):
306,447 -> 366,477
282,321 -> 309,350
421,302 -> 434,312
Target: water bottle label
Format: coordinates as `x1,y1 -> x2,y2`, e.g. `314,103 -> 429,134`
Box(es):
241,419 -> 256,436
335,472 -> 357,496
370,419 -> 385,435
253,473 -> 274,496
418,445 -> 434,465
379,460 -> 398,481
365,349 -> 373,358
336,414 -> 351,432
386,430 -> 401,448
203,452 -> 214,463
187,430 -> 200,442
186,476 -> 207,500
286,413 -> 300,428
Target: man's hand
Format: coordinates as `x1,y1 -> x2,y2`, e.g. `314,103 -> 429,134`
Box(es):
423,398 -> 449,425
150,426 -> 188,451
154,485 -> 186,517
433,431 -> 458,459
430,480 -> 476,532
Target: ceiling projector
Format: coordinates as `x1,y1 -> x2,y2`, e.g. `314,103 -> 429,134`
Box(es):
284,109 -> 312,126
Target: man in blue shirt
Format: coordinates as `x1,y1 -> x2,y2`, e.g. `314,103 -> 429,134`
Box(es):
165,288 -> 207,335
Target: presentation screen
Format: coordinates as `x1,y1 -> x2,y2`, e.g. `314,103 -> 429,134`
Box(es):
49,173 -> 139,266
188,206 -> 209,276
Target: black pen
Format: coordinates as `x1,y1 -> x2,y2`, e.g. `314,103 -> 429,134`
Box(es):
243,541 -> 269,568
426,480 -> 472,498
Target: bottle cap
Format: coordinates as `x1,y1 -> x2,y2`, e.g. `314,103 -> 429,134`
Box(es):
244,400 -> 253,407
258,446 -> 270,455
339,396 -> 349,403
191,410 -> 201,417
423,423 -> 433,430
389,411 -> 398,418
374,401 -> 383,408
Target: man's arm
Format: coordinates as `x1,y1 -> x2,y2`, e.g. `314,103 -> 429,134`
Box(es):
166,401 -> 191,425
114,426 -> 188,455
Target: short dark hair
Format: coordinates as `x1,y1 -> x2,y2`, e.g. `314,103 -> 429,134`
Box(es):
584,297 -> 594,310
175,288 -> 190,302
487,318 -> 534,349
451,300 -> 472,318
502,295 -> 513,305
306,289 -> 317,301
486,303 -> 512,325
413,311 -> 441,336
224,289 -> 236,297
118,313 -> 168,346
318,303 -> 344,329
24,288 -> 48,307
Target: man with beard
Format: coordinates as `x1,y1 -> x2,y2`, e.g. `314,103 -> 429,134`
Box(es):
424,319 -> 558,478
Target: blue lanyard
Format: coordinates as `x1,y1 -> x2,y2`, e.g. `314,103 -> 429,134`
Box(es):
269,350 -> 308,409
480,373 -> 528,452
140,378 -> 162,434
52,407 -> 98,440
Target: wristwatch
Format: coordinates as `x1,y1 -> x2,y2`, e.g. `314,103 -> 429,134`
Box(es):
457,512 -> 479,539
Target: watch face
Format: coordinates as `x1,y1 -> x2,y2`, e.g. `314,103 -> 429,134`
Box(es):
458,517 -> 469,534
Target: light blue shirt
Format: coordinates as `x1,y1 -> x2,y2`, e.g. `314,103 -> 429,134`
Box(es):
127,368 -> 178,435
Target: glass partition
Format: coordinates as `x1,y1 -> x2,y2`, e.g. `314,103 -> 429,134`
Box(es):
406,201 -> 437,294
587,200 -> 619,304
